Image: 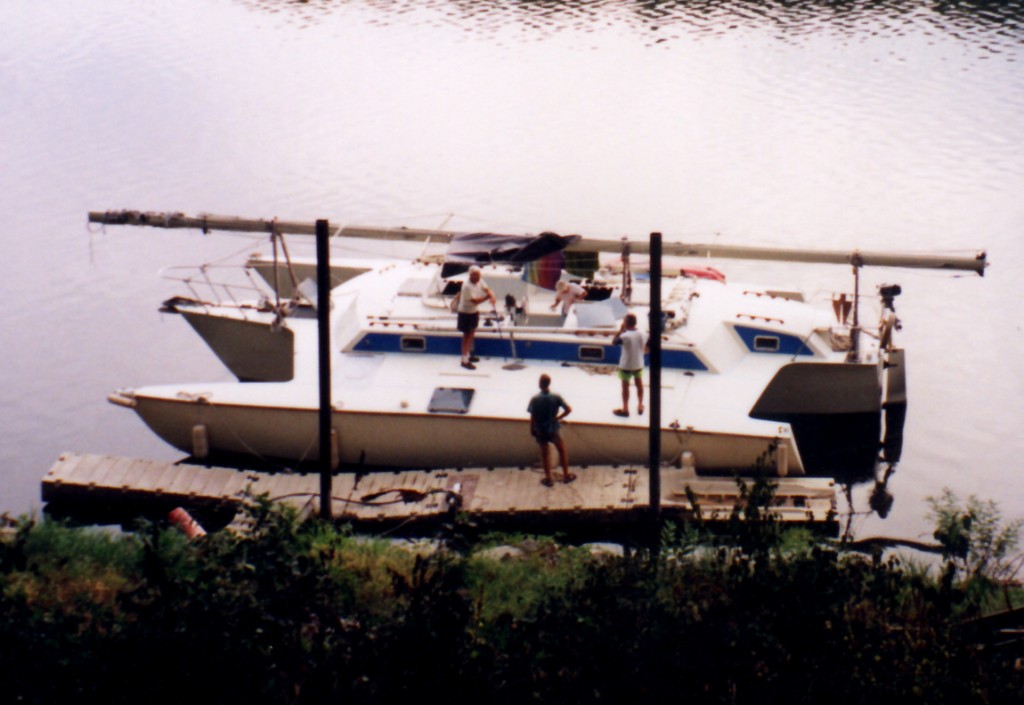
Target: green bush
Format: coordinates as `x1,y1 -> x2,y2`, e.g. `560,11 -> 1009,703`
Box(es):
0,491 -> 1022,704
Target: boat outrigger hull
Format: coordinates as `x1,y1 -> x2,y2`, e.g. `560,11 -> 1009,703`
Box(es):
110,387 -> 801,475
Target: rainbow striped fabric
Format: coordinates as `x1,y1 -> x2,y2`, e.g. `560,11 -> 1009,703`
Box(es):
521,250 -> 564,290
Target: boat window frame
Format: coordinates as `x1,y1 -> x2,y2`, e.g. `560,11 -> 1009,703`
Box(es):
578,345 -> 605,362
753,335 -> 781,352
400,336 -> 427,352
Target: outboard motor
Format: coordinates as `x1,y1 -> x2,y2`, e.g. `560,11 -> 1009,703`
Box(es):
879,283 -> 902,312
505,293 -> 525,325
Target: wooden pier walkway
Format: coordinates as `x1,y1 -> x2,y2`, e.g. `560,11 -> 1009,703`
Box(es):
42,452 -> 838,535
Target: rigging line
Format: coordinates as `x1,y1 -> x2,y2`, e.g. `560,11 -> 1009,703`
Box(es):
87,223 -> 97,267
224,424 -> 301,474
273,226 -> 302,295
271,229 -> 281,312
379,515 -> 427,537
268,488 -> 451,506
792,325 -> 821,363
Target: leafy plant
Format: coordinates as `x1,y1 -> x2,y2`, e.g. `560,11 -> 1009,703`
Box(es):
928,488 -> 1023,581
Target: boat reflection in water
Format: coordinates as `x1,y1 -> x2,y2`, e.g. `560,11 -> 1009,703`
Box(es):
94,211 -> 982,500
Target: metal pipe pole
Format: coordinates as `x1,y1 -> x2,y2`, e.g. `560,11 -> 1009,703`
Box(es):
316,219 -> 333,520
850,264 -> 861,362
648,232 -> 662,524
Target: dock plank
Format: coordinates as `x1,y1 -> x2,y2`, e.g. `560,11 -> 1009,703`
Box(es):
61,453 -> 109,489
132,459 -> 173,492
51,452 -> 96,485
193,467 -> 237,500
164,464 -> 206,497
96,455 -> 139,491
42,452 -> 87,486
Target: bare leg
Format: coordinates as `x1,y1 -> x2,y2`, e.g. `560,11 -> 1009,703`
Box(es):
554,436 -> 574,482
618,378 -> 630,414
461,330 -> 475,363
539,442 -> 554,485
636,377 -> 645,414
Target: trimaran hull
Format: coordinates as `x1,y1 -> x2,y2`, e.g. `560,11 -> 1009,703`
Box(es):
117,390 -> 802,474
92,210 -> 983,481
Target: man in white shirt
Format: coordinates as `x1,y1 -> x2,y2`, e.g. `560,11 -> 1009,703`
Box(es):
613,313 -> 648,417
455,265 -> 496,370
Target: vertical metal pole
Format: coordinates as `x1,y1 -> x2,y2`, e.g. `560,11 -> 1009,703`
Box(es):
648,233 -> 662,525
850,263 -> 861,362
316,219 -> 333,520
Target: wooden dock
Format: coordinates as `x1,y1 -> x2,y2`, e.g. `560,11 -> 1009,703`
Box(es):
42,452 -> 838,536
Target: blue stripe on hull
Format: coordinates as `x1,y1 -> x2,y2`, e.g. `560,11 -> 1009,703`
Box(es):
351,331 -> 708,371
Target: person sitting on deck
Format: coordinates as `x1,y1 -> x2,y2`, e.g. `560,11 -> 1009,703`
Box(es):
527,373 -> 574,487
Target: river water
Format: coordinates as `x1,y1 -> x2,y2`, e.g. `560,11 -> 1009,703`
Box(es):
2,0 -> 1022,541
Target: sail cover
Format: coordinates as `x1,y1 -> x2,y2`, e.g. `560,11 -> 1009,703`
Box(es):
441,231 -> 580,278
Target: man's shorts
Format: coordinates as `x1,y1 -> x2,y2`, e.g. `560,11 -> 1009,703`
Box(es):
457,312 -> 479,333
533,429 -> 561,445
618,368 -> 643,382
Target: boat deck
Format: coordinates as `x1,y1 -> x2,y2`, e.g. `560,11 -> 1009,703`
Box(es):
41,452 -> 838,537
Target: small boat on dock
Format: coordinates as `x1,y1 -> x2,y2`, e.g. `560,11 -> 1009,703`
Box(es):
91,210 -> 985,481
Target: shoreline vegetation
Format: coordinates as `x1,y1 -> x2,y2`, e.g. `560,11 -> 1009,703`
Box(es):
2,483 -> 1023,703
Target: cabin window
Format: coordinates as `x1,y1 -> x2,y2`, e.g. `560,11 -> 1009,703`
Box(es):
578,346 -> 605,362
754,336 -> 780,352
400,336 -> 426,352
428,387 -> 475,414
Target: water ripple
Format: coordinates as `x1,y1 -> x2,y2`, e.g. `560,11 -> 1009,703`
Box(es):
235,0 -> 1024,54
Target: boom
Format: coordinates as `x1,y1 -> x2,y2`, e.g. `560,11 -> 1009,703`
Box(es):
88,209 -> 987,275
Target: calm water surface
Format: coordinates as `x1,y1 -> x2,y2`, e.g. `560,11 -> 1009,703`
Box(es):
2,0 -> 1022,540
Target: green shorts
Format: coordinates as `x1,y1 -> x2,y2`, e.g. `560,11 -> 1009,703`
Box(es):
618,369 -> 643,382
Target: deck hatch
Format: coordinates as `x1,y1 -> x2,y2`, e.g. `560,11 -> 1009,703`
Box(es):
428,387 -> 475,414
398,278 -> 432,296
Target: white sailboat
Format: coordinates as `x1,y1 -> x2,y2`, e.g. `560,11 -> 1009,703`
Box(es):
93,210 -> 985,479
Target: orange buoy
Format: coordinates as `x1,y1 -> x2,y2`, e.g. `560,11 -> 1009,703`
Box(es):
168,507 -> 207,539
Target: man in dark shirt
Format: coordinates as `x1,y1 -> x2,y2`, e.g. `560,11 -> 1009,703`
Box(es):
527,373 -> 574,486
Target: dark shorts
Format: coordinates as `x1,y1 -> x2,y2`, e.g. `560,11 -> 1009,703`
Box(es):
533,429 -> 561,445
457,312 -> 479,333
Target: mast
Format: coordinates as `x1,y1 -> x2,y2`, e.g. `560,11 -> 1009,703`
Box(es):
88,209 -> 987,275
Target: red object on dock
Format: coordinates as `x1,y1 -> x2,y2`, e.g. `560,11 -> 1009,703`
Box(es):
168,507 -> 207,539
